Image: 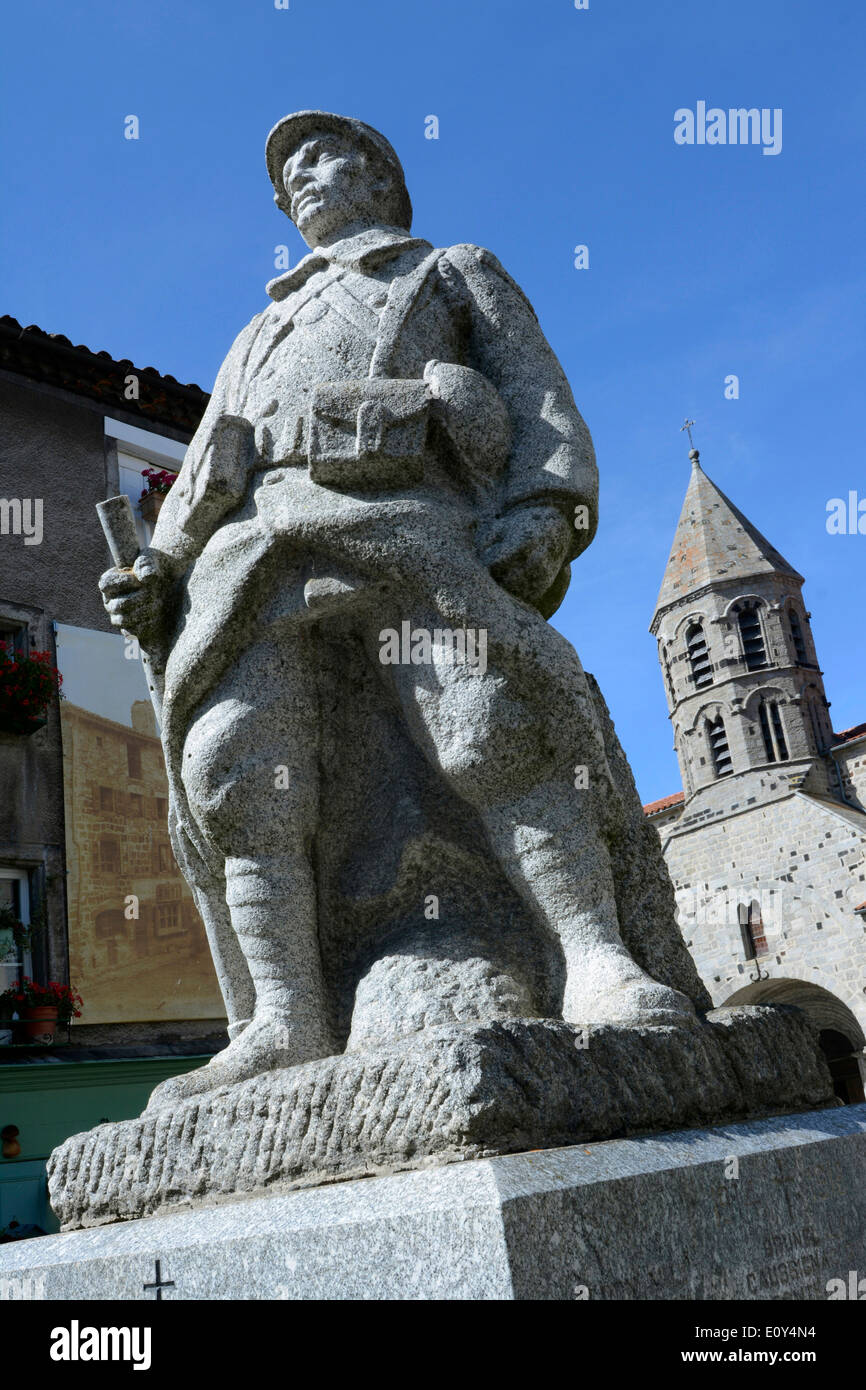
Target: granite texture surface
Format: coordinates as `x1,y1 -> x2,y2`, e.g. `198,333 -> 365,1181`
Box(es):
85,110 -> 837,1232
97,109 -> 713,1116
47,1004 -> 833,1230
8,1104 -> 866,1300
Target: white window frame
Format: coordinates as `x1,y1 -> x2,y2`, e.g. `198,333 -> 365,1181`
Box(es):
104,418 -> 187,549
104,417 -> 187,466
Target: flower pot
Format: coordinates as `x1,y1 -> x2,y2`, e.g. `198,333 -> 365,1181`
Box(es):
22,1005 -> 58,1042
140,491 -> 165,525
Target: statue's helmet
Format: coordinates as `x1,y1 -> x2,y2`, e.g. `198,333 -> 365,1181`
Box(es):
265,110 -> 412,230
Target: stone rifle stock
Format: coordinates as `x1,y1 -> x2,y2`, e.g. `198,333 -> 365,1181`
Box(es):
96,493 -> 165,722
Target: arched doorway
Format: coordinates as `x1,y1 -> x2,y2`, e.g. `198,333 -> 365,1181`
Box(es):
722,978 -> 866,1105
818,1029 -> 866,1105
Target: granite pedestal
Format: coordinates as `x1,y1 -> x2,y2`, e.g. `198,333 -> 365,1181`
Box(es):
46,1007 -> 833,1230
4,1104 -> 864,1301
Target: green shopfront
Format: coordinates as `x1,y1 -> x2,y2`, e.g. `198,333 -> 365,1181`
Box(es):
0,1054 -> 208,1238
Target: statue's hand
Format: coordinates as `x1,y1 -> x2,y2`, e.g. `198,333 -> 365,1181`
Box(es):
99,549 -> 172,646
481,504 -> 572,607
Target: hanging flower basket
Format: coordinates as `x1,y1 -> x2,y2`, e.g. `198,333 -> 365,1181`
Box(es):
139,468 -> 177,525
140,491 -> 164,525
0,646 -> 62,735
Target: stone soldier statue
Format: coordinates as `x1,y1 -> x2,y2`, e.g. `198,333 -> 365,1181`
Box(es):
100,111 -> 710,1107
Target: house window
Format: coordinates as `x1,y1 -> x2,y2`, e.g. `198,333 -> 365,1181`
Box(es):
117,450 -> 178,549
788,609 -> 808,664
707,716 -> 733,778
758,700 -> 789,762
129,792 -> 143,817
0,868 -> 32,991
735,601 -> 767,670
97,837 -> 121,876
156,797 -> 168,821
686,623 -> 713,688
738,900 -> 767,959
99,786 -> 116,813
127,743 -> 142,779
157,843 -> 174,872
155,902 -> 182,936
95,909 -> 125,939
0,622 -> 27,660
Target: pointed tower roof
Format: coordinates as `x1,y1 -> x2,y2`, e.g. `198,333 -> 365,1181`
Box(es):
651,449 -> 803,628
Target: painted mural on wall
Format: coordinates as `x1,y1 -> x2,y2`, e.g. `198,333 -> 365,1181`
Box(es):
56,624 -> 225,1024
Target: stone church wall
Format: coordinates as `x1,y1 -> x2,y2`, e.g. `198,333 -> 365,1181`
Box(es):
661,792 -> 866,1036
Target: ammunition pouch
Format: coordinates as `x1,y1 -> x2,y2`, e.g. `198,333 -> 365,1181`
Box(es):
308,378 -> 432,490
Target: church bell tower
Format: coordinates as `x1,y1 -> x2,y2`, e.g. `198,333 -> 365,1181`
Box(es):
650,442 -> 835,805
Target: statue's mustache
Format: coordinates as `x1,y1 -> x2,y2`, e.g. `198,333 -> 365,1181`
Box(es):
290,182 -> 323,218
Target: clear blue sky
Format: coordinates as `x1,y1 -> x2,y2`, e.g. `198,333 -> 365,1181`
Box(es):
3,0 -> 864,801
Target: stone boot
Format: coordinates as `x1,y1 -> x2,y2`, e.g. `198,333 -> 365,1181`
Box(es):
483,784 -> 698,1030
145,856 -> 335,1111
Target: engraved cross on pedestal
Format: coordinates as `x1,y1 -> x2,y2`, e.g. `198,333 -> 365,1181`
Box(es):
143,1259 -> 175,1300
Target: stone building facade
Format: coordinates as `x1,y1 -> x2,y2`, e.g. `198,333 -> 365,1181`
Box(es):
0,313 -> 224,1047
0,316 -> 227,1235
646,448 -> 866,1102
61,699 -> 219,1024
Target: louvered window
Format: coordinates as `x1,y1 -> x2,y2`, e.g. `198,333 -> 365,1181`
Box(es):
707,716 -> 733,777
770,703 -> 788,760
758,700 -> 788,762
758,702 -> 775,760
736,602 -> 767,670
789,609 -> 807,664
686,623 -> 713,688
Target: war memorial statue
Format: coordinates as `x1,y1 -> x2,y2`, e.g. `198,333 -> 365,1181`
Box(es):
47,112 -> 835,1231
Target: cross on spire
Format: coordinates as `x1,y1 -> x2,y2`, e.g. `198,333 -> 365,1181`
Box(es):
680,418 -> 696,450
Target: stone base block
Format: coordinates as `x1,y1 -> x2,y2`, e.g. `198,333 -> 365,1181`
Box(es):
46,1005 -> 833,1230
4,1105 -> 865,1300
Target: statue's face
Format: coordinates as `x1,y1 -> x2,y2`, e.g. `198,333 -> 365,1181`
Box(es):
283,131 -> 385,246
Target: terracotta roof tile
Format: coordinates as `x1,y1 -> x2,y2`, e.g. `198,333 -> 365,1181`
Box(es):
832,722 -> 866,746
0,315 -> 208,434
643,790 -> 685,816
